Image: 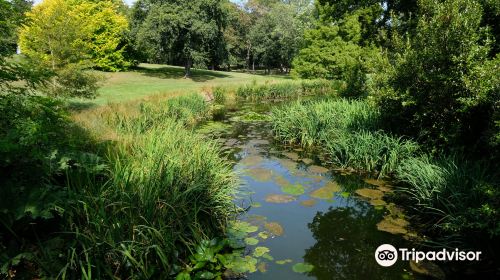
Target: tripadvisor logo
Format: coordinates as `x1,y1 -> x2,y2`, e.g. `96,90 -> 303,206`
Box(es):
375,244 -> 482,267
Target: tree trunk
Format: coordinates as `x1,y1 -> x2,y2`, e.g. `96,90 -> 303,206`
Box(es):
184,58 -> 192,78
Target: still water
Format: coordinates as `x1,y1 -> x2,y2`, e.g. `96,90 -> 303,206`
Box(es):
198,101 -> 421,280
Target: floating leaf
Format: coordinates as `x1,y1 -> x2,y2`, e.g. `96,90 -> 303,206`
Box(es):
264,222 -> 284,236
244,237 -> 259,246
253,246 -> 270,257
274,176 -> 291,187
292,263 -> 314,273
262,253 -> 274,261
251,202 -> 262,208
276,259 -> 293,265
246,168 -> 273,182
223,255 -> 257,273
310,182 -> 341,200
355,188 -> 384,200
281,184 -> 305,196
376,216 -> 409,235
258,232 -> 269,240
300,199 -> 317,207
240,155 -> 264,166
257,262 -> 268,273
265,194 -> 296,204
283,152 -> 300,161
308,165 -> 329,173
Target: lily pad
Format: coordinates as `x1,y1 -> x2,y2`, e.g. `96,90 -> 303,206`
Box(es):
369,199 -> 387,207
355,188 -> 384,200
264,222 -> 284,236
282,183 -> 305,196
265,194 -> 296,204
258,231 -> 269,240
246,168 -> 273,182
283,152 -> 300,161
253,246 -> 270,257
257,262 -> 268,273
340,192 -> 350,198
310,182 -> 341,200
292,263 -> 314,273
223,255 -> 257,273
301,158 -> 314,165
275,158 -> 297,170
262,253 -> 274,261
308,165 -> 329,173
251,202 -> 262,208
274,176 -> 291,187
276,259 -> 293,265
240,155 -> 264,166
244,237 -> 259,245
300,199 -> 317,207
376,216 -> 409,235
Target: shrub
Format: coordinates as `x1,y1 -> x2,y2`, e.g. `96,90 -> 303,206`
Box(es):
235,80 -> 337,101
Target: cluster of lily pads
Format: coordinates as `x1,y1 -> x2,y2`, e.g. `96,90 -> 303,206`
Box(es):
176,219 -> 314,279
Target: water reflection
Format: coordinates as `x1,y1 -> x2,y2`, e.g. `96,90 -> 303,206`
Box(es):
304,201 -> 412,280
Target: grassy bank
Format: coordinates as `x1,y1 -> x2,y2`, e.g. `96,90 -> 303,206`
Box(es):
270,99 -> 499,251
1,93 -> 238,278
75,64 -> 289,106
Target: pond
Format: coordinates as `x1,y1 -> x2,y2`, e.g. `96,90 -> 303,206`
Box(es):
198,100 -> 425,280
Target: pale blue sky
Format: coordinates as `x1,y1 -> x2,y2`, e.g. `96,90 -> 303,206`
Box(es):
34,0 -> 245,6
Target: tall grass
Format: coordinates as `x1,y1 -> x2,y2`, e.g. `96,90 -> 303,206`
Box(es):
324,130 -> 420,177
271,99 -> 380,147
235,79 -> 338,100
25,94 -> 239,278
396,156 -> 499,238
270,99 -> 419,176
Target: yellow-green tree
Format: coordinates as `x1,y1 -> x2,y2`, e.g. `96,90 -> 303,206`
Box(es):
19,0 -> 130,72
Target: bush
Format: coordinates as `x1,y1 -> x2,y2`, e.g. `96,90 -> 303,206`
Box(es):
41,64 -> 102,98
375,0 -> 498,154
235,80 -> 337,101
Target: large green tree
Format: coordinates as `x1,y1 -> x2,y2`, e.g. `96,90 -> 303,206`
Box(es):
376,0 -> 499,154
131,0 -> 229,77
19,0 -> 130,72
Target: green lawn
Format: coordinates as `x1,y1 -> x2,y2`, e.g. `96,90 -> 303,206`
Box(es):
72,64 -> 289,106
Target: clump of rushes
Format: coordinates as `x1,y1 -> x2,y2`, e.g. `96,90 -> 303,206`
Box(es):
323,130 -> 419,177
396,155 -> 499,240
212,86 -> 228,104
63,120 -> 237,278
271,99 -> 419,177
271,99 -> 380,147
235,80 -> 338,100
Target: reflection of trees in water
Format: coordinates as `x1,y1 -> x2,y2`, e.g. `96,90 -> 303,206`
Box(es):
304,200 -> 407,280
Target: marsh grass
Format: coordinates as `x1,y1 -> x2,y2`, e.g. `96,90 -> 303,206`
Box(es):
271,100 -> 380,147
324,130 -> 419,177
42,93 -> 239,278
270,99 -> 419,177
396,156 -> 499,238
235,79 -> 338,100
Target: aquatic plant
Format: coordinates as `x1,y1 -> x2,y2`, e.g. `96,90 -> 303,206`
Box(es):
323,130 -> 420,177
396,156 -> 499,240
271,99 -> 380,147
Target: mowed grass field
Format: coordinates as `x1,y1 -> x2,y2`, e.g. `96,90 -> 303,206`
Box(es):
72,63 -> 289,106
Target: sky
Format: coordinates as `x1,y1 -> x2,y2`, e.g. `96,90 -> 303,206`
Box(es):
34,0 -> 245,6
